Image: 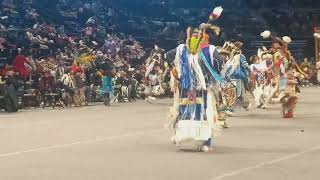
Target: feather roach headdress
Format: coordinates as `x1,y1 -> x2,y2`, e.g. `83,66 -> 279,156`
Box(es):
186,6 -> 224,54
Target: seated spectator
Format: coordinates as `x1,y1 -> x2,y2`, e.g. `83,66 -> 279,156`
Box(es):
1,70 -> 19,112
12,51 -> 28,79
39,70 -> 56,94
71,60 -> 84,74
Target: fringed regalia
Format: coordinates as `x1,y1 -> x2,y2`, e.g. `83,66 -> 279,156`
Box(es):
171,44 -> 224,150
279,69 -> 298,118
260,31 -> 299,118
145,46 -> 166,97
250,63 -> 267,108
220,42 -> 251,110
167,16 -> 226,150
167,6 -> 226,152
250,49 -> 271,108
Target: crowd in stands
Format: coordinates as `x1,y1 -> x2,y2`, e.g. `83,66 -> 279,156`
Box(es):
0,1 -> 153,112
0,0 -> 320,112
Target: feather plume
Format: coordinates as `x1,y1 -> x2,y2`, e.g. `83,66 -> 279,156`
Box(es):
209,6 -> 223,21
222,41 -> 229,49
210,25 -> 221,35
201,24 -> 221,36
261,30 -> 271,39
186,27 -> 192,49
92,41 -> 98,46
257,48 -> 263,59
186,27 -> 192,40
262,46 -> 268,51
282,36 -> 292,44
145,61 -> 155,78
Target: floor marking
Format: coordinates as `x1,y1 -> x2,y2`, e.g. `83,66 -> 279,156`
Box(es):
0,129 -> 164,159
210,145 -> 320,180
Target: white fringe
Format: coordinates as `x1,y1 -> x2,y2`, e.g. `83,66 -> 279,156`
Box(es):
166,83 -> 180,129
174,44 -> 185,79
145,61 -> 155,78
192,54 -> 207,90
174,121 -> 212,143
207,88 -> 223,137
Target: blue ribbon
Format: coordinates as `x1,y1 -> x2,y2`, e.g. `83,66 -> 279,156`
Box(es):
180,47 -> 192,90
199,51 -> 224,84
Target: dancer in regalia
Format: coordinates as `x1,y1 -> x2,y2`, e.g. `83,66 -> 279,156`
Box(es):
145,44 -> 166,98
220,41 -> 252,111
167,7 -> 225,152
260,30 -> 299,118
250,54 -> 267,108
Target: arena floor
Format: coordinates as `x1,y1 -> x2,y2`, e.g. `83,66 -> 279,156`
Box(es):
0,88 -> 319,180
